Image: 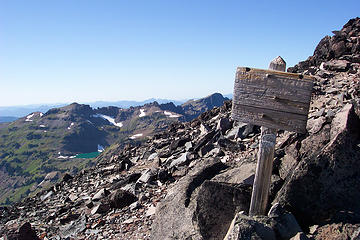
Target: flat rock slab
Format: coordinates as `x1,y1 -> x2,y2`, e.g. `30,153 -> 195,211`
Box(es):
151,158 -> 253,240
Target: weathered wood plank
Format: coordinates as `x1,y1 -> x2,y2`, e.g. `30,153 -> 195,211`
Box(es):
231,66 -> 314,133
249,127 -> 276,216
232,103 -> 307,133
233,84 -> 309,115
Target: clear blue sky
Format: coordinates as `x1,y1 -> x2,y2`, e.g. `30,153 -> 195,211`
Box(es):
0,0 -> 359,106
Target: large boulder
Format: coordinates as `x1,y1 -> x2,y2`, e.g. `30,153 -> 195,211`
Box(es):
109,189 -> 137,209
151,158 -> 253,240
274,104 -> 360,227
224,213 -> 277,240
194,181 -> 251,239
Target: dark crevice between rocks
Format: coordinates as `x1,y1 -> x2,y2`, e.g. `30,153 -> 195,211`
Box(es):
184,161 -> 228,207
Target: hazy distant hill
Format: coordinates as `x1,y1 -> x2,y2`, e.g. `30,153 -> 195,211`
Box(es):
0,93 -> 227,204
0,98 -> 188,118
0,117 -> 18,123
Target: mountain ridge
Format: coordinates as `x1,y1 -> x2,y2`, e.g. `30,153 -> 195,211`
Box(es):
0,93 -> 228,204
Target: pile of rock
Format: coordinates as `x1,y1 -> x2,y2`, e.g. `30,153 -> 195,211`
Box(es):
288,17 -> 360,74
0,100 -> 264,239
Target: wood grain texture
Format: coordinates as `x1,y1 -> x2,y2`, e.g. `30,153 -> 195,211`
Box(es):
231,66 -> 314,133
249,127 -> 276,216
249,56 -> 284,216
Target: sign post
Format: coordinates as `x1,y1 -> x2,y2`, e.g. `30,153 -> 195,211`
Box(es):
231,56 -> 314,216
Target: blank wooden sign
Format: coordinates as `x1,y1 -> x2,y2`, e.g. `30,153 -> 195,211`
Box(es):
231,67 -> 314,133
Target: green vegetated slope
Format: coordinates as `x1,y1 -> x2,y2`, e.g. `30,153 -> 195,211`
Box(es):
0,93 -> 228,205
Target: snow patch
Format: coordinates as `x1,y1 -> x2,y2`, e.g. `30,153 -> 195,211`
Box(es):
40,113 -> 44,117
98,144 -> 104,153
164,111 -> 181,118
130,133 -> 143,139
58,155 -> 76,159
67,122 -> 74,130
25,113 -> 34,122
92,114 -> 123,127
139,109 -> 146,117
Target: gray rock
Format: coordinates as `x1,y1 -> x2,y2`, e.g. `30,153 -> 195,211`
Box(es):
198,143 -> 215,157
169,152 -> 189,169
129,201 -> 140,210
236,124 -> 254,139
274,103 -> 360,227
151,158 -> 230,240
60,215 -> 87,238
121,183 -> 137,195
313,108 -> 325,117
323,59 -> 350,71
137,169 -> 157,183
212,163 -> 256,186
91,188 -> 110,201
185,141 -> 193,150
217,118 -> 232,134
227,123 -> 254,140
313,223 -> 360,240
193,130 -> 217,152
306,116 -> 326,134
91,202 -> 110,215
146,205 -> 157,217
326,109 -> 336,119
40,191 -> 53,201
169,138 -> 189,151
109,189 -> 137,209
200,123 -> 211,135
330,103 -> 354,139
290,232 -> 309,240
147,153 -> 158,161
271,207 -> 302,240
18,222 -> 40,240
194,181 -> 251,240
224,213 -> 276,240
278,142 -> 300,180
85,200 -> 94,209
225,124 -> 244,140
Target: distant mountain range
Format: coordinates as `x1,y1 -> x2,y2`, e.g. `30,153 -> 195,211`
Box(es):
0,93 -> 228,204
0,95 -> 233,121
0,98 -> 187,119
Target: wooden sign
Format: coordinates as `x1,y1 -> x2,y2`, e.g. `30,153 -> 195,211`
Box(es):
231,67 -> 314,133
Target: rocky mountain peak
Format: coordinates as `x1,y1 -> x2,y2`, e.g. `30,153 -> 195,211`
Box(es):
288,17 -> 360,73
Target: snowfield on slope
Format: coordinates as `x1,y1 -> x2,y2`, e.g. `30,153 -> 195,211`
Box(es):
139,109 -> 146,117
92,114 -> 123,127
164,111 -> 181,118
130,133 -> 143,139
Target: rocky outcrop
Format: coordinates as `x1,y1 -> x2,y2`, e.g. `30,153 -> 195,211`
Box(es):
274,103 -> 360,227
151,158 -> 253,240
288,17 -> 360,73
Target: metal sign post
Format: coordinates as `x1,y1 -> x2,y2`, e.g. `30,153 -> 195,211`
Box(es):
231,56 -> 314,216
